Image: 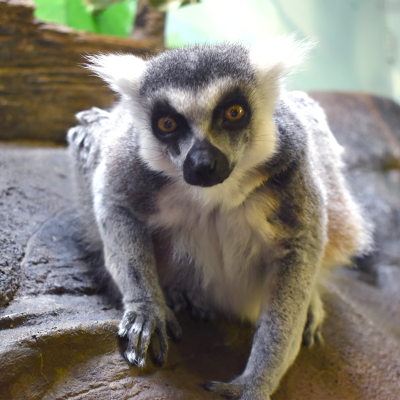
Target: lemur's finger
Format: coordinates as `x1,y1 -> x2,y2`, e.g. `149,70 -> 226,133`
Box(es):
124,315 -> 144,366
117,310 -> 136,337
155,324 -> 169,367
166,309 -> 182,341
136,319 -> 155,367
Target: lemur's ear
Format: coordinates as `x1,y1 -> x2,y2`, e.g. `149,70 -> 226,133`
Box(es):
249,35 -> 315,84
85,53 -> 146,97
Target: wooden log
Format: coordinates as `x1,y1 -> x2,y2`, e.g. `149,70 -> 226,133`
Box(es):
0,0 -> 156,143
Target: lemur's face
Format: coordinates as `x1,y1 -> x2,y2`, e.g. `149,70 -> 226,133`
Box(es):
136,44 -> 278,188
87,39 -> 305,191
142,83 -> 254,188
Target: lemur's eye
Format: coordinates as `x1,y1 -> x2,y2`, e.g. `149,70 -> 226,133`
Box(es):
158,117 -> 177,132
225,105 -> 245,121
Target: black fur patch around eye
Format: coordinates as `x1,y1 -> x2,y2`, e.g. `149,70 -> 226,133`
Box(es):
150,100 -> 190,147
212,89 -> 252,132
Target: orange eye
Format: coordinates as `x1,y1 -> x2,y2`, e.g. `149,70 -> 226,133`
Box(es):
158,117 -> 177,132
225,105 -> 244,121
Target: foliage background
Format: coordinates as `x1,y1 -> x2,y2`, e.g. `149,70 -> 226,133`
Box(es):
32,0 -> 400,104
33,0 -> 136,37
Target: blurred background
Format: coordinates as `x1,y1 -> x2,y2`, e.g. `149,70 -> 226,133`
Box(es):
31,0 -> 400,104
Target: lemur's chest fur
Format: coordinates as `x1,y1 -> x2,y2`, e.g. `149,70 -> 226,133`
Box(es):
148,181 -> 281,322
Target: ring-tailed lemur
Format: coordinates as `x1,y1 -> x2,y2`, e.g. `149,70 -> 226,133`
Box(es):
67,37 -> 371,400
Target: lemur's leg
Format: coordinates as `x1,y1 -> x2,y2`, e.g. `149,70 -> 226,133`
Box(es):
94,181 -> 182,368
205,254 -> 321,399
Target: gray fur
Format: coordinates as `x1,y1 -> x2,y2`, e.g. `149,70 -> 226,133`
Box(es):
67,40 -> 370,399
141,44 -> 254,95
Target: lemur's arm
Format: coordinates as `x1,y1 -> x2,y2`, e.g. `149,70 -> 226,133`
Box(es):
94,180 -> 182,367
238,236 -> 323,399
68,105 -> 181,369
205,120 -> 326,399
207,214 -> 324,398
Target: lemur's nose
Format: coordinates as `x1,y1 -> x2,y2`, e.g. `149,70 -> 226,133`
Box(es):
183,139 -> 232,187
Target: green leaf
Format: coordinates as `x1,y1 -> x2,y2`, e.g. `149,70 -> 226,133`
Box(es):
33,0 -> 138,38
32,0 -> 67,26
66,0 -> 97,32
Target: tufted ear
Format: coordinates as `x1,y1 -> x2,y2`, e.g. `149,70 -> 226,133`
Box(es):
249,35 -> 315,85
85,53 -> 146,97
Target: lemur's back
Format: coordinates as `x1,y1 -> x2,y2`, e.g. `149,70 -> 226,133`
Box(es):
278,92 -> 370,269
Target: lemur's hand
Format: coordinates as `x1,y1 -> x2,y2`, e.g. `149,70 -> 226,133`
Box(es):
118,300 -> 182,367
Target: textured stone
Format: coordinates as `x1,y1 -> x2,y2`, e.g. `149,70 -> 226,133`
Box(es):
0,230 -> 22,307
0,145 -> 72,306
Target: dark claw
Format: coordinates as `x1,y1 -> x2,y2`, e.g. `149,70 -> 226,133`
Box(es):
155,355 -> 165,367
203,380 -> 217,392
124,349 -> 138,366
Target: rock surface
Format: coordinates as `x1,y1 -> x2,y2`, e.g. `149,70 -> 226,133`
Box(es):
0,146 -> 72,306
1,92 -> 400,399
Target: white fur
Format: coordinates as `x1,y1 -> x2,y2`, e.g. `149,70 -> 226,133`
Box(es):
249,35 -> 315,84
149,178 -> 279,322
85,53 -> 146,98
85,40 -> 311,213
131,77 -> 279,212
